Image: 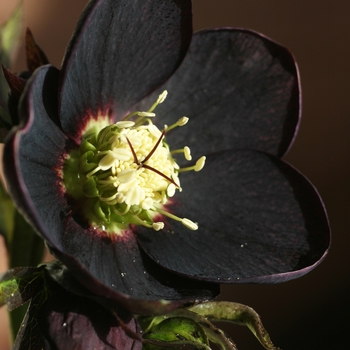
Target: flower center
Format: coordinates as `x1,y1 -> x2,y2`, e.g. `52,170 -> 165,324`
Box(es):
63,91 -> 205,234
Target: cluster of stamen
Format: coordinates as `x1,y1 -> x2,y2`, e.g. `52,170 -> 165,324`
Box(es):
63,91 -> 205,233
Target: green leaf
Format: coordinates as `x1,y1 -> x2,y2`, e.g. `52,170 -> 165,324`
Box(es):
188,301 -> 280,350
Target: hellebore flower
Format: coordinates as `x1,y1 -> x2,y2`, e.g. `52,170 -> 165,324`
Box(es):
3,0 -> 330,315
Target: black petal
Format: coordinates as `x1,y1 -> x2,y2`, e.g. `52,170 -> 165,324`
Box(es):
59,0 -> 192,143
3,65 -> 66,247
136,150 -> 330,283
134,29 -> 300,158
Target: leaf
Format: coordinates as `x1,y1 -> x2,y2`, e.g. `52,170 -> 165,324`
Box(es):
189,301 -> 280,350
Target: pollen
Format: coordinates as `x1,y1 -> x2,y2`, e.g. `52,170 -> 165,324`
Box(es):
63,91 -> 205,233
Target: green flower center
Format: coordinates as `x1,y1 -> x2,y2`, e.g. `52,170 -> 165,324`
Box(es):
63,91 -> 205,234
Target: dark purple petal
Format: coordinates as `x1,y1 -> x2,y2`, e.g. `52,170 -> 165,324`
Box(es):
59,0 -> 192,142
135,29 -> 300,158
136,149 -> 330,283
3,65 -> 219,314
3,65 -> 66,248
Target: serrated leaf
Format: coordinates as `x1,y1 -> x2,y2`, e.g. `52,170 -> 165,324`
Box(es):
189,301 -> 280,350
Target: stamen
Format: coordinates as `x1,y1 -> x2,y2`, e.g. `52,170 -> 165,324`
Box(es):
179,156 -> 206,173
152,222 -> 165,231
184,147 -> 192,161
156,207 -> 198,231
122,111 -> 155,123
164,117 -> 189,133
115,121 -> 135,128
194,156 -> 206,171
148,90 -> 168,113
181,218 -> 198,230
171,146 -> 192,161
137,112 -> 156,117
131,214 -> 164,231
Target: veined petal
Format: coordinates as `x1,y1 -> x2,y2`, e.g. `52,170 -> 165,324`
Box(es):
136,149 -> 330,283
59,0 -> 192,143
134,29 -> 301,158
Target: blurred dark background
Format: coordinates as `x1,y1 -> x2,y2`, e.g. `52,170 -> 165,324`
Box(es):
0,1 -> 348,349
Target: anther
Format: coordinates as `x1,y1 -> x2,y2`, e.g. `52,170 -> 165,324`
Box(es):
152,222 -> 165,231
181,218 -> 198,230
137,112 -> 155,117
194,156 -> 206,171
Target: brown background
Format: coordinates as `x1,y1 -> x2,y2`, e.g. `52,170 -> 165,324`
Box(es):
0,1 -> 349,349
